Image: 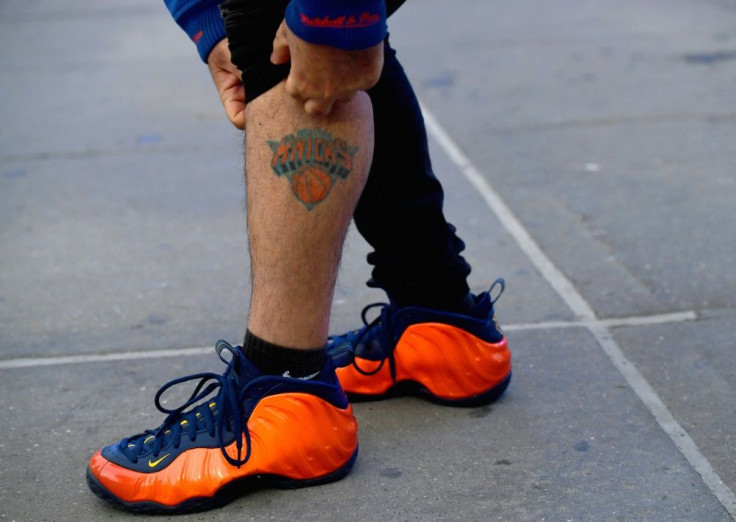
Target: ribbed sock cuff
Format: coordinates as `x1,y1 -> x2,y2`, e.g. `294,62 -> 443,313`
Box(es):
243,329 -> 326,378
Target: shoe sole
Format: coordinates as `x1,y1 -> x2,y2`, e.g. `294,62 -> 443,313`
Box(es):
346,372 -> 512,407
86,446 -> 359,515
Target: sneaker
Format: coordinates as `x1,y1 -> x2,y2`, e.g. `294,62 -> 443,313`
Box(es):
328,279 -> 512,406
86,340 -> 358,514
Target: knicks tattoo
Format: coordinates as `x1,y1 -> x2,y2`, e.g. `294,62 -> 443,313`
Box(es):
268,129 -> 358,210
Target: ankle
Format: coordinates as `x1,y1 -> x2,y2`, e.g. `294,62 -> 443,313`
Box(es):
243,329 -> 326,378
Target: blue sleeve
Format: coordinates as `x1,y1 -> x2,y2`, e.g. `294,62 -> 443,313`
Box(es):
285,0 -> 387,50
164,0 -> 227,62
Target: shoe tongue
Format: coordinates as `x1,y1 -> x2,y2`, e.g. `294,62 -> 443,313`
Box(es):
137,346 -> 260,454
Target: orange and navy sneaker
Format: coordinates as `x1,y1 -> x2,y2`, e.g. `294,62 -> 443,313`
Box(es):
328,279 -> 512,406
86,340 -> 358,514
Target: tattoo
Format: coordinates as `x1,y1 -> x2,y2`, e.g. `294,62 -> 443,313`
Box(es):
268,129 -> 358,210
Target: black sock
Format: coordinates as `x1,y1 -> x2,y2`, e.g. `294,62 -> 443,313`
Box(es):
242,329 -> 326,378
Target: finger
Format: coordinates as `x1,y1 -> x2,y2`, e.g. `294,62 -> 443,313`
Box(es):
230,107 -> 245,130
304,98 -> 335,117
270,21 -> 291,64
225,99 -> 246,130
222,83 -> 246,130
284,74 -> 306,101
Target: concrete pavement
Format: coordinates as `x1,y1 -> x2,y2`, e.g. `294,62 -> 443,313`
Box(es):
1,0 -> 735,520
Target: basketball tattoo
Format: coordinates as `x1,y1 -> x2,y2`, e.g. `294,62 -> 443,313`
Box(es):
268,129 -> 359,210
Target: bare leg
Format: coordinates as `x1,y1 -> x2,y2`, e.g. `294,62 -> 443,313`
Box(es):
244,82 -> 373,349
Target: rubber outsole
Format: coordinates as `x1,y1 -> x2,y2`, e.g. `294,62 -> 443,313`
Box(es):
345,372 -> 512,407
86,446 -> 359,515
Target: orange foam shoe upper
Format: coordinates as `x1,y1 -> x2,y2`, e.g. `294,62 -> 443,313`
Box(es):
336,322 -> 511,401
89,393 -> 358,506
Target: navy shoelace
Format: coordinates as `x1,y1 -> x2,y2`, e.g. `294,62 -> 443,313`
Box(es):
326,279 -> 505,380
328,303 -> 398,381
119,340 -> 252,468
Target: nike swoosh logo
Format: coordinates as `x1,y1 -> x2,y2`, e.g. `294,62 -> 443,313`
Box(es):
282,370 -> 320,380
148,454 -> 170,468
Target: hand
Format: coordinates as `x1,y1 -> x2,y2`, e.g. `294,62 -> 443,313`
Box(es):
270,20 -> 384,116
207,39 -> 245,130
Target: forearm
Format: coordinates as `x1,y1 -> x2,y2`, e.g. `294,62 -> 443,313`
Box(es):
163,0 -> 394,63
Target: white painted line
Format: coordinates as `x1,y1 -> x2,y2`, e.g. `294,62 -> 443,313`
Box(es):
0,111 -> 730,514
600,310 -> 697,328
0,311 -> 696,370
420,106 -> 595,322
0,346 -> 211,369
588,321 -> 736,518
502,320 -> 588,332
503,310 -> 697,332
420,103 -> 736,518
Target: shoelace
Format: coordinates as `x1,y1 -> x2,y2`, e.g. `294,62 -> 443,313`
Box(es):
119,340 -> 252,468
328,303 -> 399,381
327,278 -> 506,379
